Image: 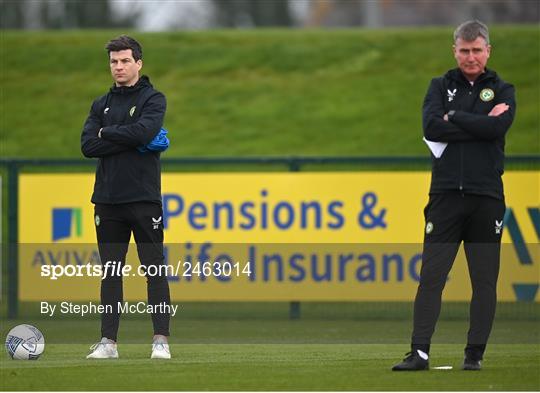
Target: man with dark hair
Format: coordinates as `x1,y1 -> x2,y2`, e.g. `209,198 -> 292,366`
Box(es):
392,20 -> 515,371
81,35 -> 171,359
106,35 -> 143,62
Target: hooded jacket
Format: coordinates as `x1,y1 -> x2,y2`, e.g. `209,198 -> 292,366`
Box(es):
81,75 -> 166,204
422,68 -> 516,200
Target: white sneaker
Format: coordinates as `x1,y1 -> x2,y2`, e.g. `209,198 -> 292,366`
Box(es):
86,337 -> 118,359
151,338 -> 171,359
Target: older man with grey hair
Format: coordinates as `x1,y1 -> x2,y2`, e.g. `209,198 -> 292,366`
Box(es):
392,20 -> 516,371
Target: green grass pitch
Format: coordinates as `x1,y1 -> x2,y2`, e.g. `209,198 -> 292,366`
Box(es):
1,317 -> 539,390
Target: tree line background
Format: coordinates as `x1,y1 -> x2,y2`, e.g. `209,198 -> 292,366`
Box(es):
1,0 -> 538,30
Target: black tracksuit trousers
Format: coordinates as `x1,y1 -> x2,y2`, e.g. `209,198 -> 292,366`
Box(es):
412,193 -> 505,360
94,202 -> 171,341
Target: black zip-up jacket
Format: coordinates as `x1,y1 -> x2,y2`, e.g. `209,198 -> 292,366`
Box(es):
423,68 -> 515,200
81,76 -> 166,204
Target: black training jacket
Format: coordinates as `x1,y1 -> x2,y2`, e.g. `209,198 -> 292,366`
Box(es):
81,75 -> 166,204
422,68 -> 515,200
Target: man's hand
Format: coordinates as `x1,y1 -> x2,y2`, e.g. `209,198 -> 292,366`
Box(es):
488,103 -> 509,117
443,110 -> 455,122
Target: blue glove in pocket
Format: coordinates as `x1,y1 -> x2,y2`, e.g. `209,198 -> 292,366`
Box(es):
137,128 -> 170,153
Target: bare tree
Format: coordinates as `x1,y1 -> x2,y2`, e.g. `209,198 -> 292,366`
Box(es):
0,0 -> 135,29
1,0 -> 25,28
212,0 -> 291,27
302,0 -> 539,28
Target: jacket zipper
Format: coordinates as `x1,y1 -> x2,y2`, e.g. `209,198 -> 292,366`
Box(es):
459,144 -> 464,192
459,83 -> 474,194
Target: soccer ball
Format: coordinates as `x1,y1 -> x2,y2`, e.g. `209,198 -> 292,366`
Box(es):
5,324 -> 45,360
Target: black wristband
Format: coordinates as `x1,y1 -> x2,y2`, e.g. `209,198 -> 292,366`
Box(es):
447,110 -> 456,120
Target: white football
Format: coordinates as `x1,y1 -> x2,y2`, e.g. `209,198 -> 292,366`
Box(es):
5,324 -> 45,360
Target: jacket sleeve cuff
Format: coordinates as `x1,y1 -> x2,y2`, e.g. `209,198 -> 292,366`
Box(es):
99,126 -> 113,140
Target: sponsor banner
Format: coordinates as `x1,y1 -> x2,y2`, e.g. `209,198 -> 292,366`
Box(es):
19,172 -> 539,301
